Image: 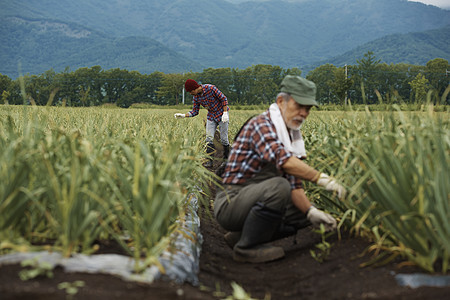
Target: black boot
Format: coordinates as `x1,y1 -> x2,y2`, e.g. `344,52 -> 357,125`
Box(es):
223,144 -> 230,160
224,231 -> 241,248
233,202 -> 285,263
215,144 -> 230,176
204,142 -> 215,168
224,223 -> 303,249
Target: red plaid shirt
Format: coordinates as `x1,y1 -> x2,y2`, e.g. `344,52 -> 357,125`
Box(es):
222,110 -> 303,190
188,84 -> 229,122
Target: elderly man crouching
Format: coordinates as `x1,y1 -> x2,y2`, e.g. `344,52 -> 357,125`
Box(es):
214,75 -> 346,263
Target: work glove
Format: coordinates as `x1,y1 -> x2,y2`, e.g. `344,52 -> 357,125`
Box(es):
316,173 -> 346,200
221,111 -> 229,123
307,206 -> 337,231
174,113 -> 186,119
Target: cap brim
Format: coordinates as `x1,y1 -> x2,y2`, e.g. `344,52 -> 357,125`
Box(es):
291,95 -> 319,107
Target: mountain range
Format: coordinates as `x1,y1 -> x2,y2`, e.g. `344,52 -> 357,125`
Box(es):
306,25 -> 450,71
0,17 -> 202,78
1,0 -> 449,79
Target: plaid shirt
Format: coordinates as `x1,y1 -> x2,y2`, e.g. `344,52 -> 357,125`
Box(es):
222,110 -> 303,190
188,84 -> 229,122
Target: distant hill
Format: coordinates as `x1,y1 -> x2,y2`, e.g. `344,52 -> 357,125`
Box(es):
1,0 -> 449,77
0,17 -> 203,79
303,25 -> 450,73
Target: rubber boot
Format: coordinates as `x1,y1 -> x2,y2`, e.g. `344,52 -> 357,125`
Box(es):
223,144 -> 230,160
272,224 -> 298,241
233,202 -> 285,263
224,231 -> 241,248
204,142 -> 215,168
224,223 -> 300,249
215,144 -> 230,176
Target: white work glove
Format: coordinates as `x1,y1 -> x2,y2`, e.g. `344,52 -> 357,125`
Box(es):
307,206 -> 337,231
174,113 -> 186,119
221,111 -> 229,123
317,173 -> 346,200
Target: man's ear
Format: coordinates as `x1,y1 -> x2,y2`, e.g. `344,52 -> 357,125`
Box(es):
276,95 -> 284,106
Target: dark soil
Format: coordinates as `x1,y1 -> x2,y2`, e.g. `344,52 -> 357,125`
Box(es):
1,147 -> 449,300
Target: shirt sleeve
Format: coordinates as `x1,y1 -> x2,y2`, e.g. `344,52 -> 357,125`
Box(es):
248,117 -> 304,190
212,86 -> 228,108
286,174 -> 303,190
223,112 -> 304,189
252,119 -> 292,169
188,98 -> 200,117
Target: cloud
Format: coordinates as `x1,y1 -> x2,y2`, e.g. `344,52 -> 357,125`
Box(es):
408,0 -> 450,9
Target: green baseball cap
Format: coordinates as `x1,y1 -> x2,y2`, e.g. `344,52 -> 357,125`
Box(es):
280,75 -> 318,106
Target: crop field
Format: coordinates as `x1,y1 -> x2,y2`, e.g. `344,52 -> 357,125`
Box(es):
0,105 -> 449,277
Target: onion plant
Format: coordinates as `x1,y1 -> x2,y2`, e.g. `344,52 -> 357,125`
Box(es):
36,127 -> 113,256
0,115 -> 41,245
305,107 -> 449,273
101,138 -> 211,272
1,104 -> 448,274
0,106 -> 211,270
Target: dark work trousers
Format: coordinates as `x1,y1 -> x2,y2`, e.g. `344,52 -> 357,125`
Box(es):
214,164 -> 308,232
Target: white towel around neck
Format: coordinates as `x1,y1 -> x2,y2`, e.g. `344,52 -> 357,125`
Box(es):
269,103 -> 307,158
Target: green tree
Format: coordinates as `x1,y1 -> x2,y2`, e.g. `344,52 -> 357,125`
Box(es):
231,67 -> 252,104
0,74 -> 12,104
1,90 -> 10,104
102,68 -> 139,106
283,67 -> 302,77
73,66 -> 104,106
425,58 -> 449,104
6,79 -> 23,105
249,65 -> 284,104
138,71 -> 164,105
55,69 -> 78,106
328,67 -> 354,105
157,73 -> 186,105
307,64 -> 338,104
24,69 -> 59,105
0,74 -> 12,94
409,73 -> 429,104
354,51 -> 382,104
117,86 -> 144,108
383,63 -> 419,104
199,68 -> 233,94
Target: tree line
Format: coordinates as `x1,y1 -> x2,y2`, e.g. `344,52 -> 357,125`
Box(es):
0,52 -> 448,107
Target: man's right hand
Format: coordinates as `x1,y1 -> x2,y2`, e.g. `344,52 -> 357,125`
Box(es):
306,206 -> 336,231
174,113 -> 186,119
316,173 -> 346,200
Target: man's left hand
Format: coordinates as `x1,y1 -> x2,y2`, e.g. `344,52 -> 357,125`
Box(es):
222,111 -> 229,123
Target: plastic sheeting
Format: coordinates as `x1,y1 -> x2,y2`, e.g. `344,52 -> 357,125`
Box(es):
0,193 -> 203,285
395,273 -> 450,288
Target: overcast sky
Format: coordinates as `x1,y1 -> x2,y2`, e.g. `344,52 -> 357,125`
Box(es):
408,0 -> 450,9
